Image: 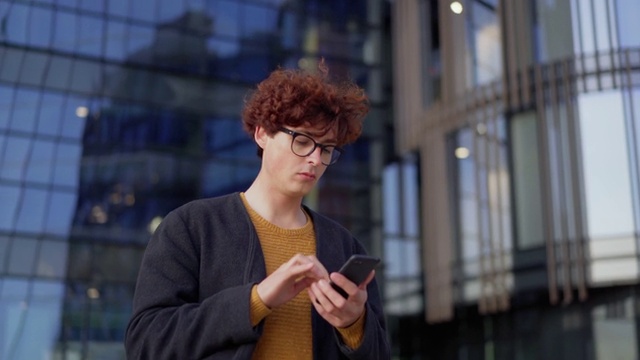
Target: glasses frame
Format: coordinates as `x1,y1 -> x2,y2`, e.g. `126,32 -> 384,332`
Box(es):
278,127 -> 343,166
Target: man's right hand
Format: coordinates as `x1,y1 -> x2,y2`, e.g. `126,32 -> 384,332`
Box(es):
256,254 -> 328,309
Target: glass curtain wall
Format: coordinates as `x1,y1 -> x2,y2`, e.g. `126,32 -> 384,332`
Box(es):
0,0 -> 390,358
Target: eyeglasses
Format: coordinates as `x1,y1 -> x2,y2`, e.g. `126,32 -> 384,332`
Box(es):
278,128 -> 343,166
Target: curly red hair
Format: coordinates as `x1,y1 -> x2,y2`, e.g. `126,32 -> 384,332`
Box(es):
242,60 -> 369,157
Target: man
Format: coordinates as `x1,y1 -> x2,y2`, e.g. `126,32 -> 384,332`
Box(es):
125,60 -> 390,359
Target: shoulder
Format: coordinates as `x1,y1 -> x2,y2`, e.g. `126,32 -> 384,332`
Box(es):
170,192 -> 243,217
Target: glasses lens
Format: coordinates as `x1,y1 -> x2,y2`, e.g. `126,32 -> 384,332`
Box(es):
291,134 -> 316,156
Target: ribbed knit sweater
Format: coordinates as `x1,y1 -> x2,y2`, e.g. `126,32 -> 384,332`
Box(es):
240,193 -> 364,360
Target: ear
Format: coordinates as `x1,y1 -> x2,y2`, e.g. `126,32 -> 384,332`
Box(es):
254,126 -> 268,149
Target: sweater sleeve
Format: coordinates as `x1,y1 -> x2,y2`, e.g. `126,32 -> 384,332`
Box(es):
125,209 -> 261,359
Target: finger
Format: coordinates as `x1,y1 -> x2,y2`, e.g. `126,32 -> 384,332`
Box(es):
359,270 -> 376,289
306,255 -> 329,279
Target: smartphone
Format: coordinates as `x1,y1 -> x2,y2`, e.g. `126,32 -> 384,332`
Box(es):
330,255 -> 381,299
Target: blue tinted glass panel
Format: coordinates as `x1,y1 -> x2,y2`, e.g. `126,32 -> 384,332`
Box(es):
1,136 -> 31,181
105,20 -> 127,61
131,1 -> 156,22
0,85 -> 15,130
29,7 -> 54,47
57,0 -> 78,7
25,139 -> 55,184
9,280 -> 64,360
60,96 -> 88,139
0,185 -> 20,230
242,4 -> 278,37
209,1 -> 240,37
53,11 -> 78,53
11,89 -> 40,133
8,238 -> 39,275
208,37 -> 239,57
5,3 -> 29,44
19,52 -> 49,87
107,0 -> 128,17
79,0 -> 104,13
77,16 -> 105,57
53,142 -> 82,187
44,191 -> 77,236
36,92 -> 65,136
36,240 -> 69,277
15,188 -> 48,233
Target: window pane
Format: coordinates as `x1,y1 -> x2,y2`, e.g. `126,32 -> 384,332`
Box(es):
25,139 -> 55,184
19,52 -> 49,87
36,240 -> 69,278
44,191 -> 77,236
53,142 -> 82,187
0,185 -> 20,230
0,85 -> 15,130
29,6 -> 54,47
77,16 -> 104,57
5,3 -> 29,44
36,92 -> 65,137
53,11 -> 78,53
11,88 -> 40,133
15,188 -> 48,233
8,238 -> 39,275
1,136 -> 31,181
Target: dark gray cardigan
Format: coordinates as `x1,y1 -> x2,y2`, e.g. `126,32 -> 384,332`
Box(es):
125,192 -> 390,359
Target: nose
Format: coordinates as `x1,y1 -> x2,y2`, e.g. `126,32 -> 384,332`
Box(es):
307,146 -> 324,166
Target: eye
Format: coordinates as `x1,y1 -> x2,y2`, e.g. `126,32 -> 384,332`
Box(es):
294,136 -> 313,146
322,146 -> 334,155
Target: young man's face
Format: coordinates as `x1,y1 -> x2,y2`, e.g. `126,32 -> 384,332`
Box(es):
256,124 -> 338,198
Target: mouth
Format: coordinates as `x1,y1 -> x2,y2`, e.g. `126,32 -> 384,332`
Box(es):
298,172 -> 316,180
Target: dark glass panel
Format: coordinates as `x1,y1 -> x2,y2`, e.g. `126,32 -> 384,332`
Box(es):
19,52 -> 49,87
0,48 -> 24,83
36,240 -> 69,278
0,85 -> 15,130
0,235 -> 9,273
44,56 -> 73,90
8,237 -> 39,275
67,242 -> 93,280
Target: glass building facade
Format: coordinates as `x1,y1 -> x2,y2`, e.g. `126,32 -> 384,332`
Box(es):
0,0 -> 396,358
390,0 -> 640,358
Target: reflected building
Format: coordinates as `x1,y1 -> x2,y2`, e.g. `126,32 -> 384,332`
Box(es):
388,0 -> 640,358
0,1 -> 393,359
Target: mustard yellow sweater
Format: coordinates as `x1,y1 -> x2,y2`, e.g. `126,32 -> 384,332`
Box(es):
240,193 -> 364,360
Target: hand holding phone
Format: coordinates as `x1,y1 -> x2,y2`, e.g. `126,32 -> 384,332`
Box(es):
330,255 -> 380,299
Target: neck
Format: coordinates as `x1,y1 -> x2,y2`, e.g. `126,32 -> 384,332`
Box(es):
243,179 -> 307,229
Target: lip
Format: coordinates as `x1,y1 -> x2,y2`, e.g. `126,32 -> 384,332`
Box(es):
298,172 -> 316,180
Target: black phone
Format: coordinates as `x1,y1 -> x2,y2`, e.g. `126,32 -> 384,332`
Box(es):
330,255 -> 381,299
